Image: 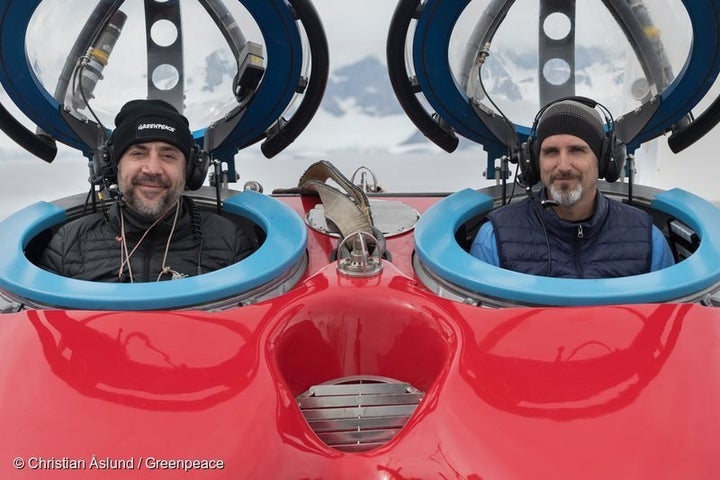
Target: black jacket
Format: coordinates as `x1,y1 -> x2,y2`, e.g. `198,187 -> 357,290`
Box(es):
40,197 -> 257,282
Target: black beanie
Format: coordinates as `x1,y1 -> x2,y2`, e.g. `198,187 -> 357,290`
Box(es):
109,99 -> 195,161
535,100 -> 605,160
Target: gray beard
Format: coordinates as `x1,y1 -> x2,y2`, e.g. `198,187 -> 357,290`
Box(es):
122,183 -> 183,218
548,183 -> 582,207
126,193 -> 178,217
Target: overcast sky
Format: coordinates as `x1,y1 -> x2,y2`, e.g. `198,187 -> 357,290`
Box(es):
314,0 -> 398,68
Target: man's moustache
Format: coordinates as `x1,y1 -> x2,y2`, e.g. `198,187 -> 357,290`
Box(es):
132,175 -> 171,187
551,174 -> 580,181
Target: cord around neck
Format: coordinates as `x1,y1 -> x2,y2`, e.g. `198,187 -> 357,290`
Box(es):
118,200 -> 181,283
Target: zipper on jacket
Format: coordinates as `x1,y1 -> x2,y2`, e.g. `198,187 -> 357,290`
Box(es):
575,224 -> 584,277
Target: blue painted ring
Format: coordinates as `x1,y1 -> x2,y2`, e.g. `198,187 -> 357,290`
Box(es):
0,190 -> 307,310
414,188 -> 720,306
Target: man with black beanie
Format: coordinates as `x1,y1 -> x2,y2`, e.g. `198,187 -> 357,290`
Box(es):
40,99 -> 257,282
470,98 -> 674,278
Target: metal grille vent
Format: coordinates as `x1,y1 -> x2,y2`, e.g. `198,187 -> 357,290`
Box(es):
297,375 -> 424,453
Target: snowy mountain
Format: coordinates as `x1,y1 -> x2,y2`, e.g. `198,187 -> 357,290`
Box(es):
279,55 -> 489,157
324,57 -> 405,118
290,45 -> 630,156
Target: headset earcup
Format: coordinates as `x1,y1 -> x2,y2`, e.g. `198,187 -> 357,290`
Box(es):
519,137 -> 540,186
185,147 -> 210,190
603,137 -> 626,183
598,135 -> 611,179
93,144 -> 117,185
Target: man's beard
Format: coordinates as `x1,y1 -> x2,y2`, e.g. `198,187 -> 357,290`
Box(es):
120,173 -> 184,218
548,182 -> 582,207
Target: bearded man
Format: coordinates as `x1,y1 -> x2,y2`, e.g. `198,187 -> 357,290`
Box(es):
470,98 -> 674,278
40,99 -> 257,282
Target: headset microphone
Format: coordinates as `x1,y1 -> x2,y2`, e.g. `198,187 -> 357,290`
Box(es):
96,181 -> 124,206
524,186 -> 558,208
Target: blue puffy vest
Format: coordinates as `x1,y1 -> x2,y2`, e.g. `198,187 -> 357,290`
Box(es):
488,191 -> 652,278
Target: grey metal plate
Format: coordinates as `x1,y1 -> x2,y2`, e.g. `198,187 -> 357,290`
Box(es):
306,199 -> 419,237
297,375 -> 425,452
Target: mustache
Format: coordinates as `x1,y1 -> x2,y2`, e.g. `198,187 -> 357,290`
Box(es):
550,173 -> 580,181
132,174 -> 171,188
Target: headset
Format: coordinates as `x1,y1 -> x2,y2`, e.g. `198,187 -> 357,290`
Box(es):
93,138 -> 209,191
517,96 -> 626,187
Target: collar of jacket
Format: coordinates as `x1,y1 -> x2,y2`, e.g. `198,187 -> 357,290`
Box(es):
539,189 -> 608,240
